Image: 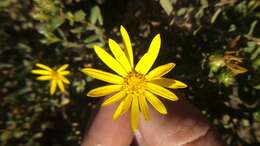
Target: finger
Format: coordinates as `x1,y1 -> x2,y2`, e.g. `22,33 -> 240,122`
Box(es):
81,103 -> 134,146
138,98 -> 224,146
182,127 -> 224,146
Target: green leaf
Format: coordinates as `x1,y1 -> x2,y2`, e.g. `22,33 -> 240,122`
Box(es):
248,41 -> 256,48
244,42 -> 256,53
250,46 -> 260,60
14,131 -> 24,138
66,12 -> 75,26
200,0 -> 208,7
1,131 -> 11,142
89,6 -> 103,25
31,12 -> 49,21
252,57 -> 260,70
49,16 -> 65,31
70,26 -> 84,34
84,34 -> 100,44
254,84 -> 260,90
247,20 -> 258,36
18,43 -> 32,53
211,8 -> 222,24
86,42 -> 103,48
0,0 -> 12,8
177,8 -> 187,16
159,0 -> 173,15
74,10 -> 86,22
217,71 -> 235,87
253,110 -> 260,122
228,24 -> 236,32
40,32 -> 60,44
33,133 -> 43,139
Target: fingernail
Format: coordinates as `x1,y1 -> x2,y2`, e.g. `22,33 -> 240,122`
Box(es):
134,130 -> 147,146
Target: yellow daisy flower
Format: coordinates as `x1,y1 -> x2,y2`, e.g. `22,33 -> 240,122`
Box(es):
82,26 -> 187,131
31,63 -> 70,95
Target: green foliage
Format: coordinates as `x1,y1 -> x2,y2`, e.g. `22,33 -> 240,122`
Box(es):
244,41 -> 260,71
0,0 -> 260,146
217,71 -> 235,87
0,0 -> 103,145
30,0 -> 104,47
159,0 -> 173,15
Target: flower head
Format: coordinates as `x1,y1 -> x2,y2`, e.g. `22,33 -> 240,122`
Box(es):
31,63 -> 70,95
82,26 -> 187,131
209,51 -> 247,75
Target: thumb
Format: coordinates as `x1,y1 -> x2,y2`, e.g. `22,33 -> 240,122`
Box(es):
137,98 -> 225,146
81,103 -> 133,146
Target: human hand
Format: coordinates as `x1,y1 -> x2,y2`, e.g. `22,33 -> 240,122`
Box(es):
81,98 -> 225,146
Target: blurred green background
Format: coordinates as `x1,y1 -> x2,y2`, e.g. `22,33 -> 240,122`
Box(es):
0,0 -> 259,145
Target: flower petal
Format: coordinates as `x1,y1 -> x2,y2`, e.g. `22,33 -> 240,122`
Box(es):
102,91 -> 126,106
31,69 -> 51,75
57,64 -> 69,72
146,82 -> 178,101
135,53 -> 150,74
87,85 -> 122,97
112,95 -> 132,120
94,45 -> 127,76
57,79 -> 65,92
121,95 -> 132,114
120,25 -> 134,68
81,68 -> 124,84
146,63 -> 176,80
59,71 -> 70,76
151,78 -> 187,89
60,76 -> 70,84
112,101 -> 124,120
139,95 -> 150,120
50,79 -> 57,95
36,63 -> 52,71
131,96 -> 139,132
36,75 -> 52,81
135,34 -> 161,75
144,91 -> 167,114
109,38 -> 132,72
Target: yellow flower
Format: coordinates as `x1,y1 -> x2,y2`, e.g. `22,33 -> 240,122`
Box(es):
82,26 -> 187,131
31,63 -> 70,95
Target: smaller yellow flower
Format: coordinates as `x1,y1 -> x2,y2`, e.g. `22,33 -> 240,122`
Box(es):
31,63 -> 70,95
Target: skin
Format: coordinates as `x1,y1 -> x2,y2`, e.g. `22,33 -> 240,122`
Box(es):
81,98 -> 225,146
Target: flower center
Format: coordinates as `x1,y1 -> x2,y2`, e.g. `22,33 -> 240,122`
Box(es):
123,71 -> 146,96
51,70 -> 60,79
